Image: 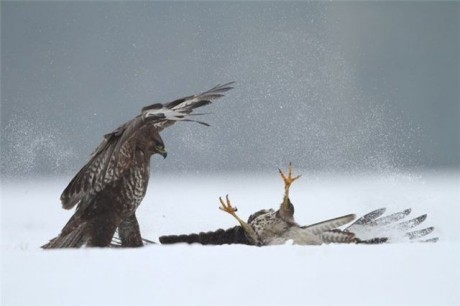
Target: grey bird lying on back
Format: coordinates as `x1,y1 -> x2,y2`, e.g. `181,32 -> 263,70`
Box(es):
42,82 -> 234,249
158,163 -> 438,246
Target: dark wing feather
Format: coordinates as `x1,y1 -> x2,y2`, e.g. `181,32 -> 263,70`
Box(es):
367,209 -> 412,226
60,117 -> 142,210
349,208 -> 386,226
141,82 -> 234,132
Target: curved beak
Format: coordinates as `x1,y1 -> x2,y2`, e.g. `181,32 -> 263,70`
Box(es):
157,148 -> 167,159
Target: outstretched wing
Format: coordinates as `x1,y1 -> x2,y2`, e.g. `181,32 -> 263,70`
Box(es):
61,117 -> 143,210
300,208 -> 437,244
141,82 -> 234,131
343,208 -> 437,243
60,82 -> 234,210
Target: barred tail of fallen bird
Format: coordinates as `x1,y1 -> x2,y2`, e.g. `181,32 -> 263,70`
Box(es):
159,226 -> 252,245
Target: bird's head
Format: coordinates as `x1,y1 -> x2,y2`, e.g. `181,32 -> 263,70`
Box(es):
144,131 -> 167,158
154,144 -> 167,159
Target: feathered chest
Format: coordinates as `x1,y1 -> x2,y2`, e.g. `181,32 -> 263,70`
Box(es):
115,151 -> 150,211
249,210 -> 293,244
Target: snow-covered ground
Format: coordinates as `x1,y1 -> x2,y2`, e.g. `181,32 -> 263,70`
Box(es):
1,171 -> 459,305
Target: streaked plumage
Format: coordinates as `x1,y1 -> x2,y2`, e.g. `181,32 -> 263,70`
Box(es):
42,82 -> 234,249
159,164 -> 438,246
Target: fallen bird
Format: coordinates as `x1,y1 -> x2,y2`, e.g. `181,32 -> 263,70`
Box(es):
157,163 -> 438,246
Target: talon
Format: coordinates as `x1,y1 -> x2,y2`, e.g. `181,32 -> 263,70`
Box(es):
279,162 -> 301,187
278,163 -> 299,221
217,194 -> 259,243
278,168 -> 287,182
218,195 -> 237,214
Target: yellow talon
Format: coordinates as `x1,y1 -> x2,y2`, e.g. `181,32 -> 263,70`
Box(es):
279,162 -> 301,187
217,194 -> 259,243
219,195 -> 238,214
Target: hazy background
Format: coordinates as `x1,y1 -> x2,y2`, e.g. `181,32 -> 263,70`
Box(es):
1,1 -> 459,177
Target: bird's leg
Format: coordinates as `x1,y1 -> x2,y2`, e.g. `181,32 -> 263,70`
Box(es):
86,212 -> 122,247
278,162 -> 301,220
117,213 -> 144,247
219,195 -> 258,243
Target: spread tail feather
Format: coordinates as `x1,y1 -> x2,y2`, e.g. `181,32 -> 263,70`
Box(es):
41,222 -> 89,249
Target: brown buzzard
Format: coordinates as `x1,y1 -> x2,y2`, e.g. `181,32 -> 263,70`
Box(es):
159,163 -> 438,246
42,82 -> 234,248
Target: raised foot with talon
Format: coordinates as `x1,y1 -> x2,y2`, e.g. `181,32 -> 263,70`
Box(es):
278,162 -> 301,188
219,195 -> 238,215
218,194 -> 259,244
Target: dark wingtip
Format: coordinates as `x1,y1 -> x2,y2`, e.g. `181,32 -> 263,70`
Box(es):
211,81 -> 235,93
61,198 -> 73,210
353,207 -> 386,225
198,121 -> 210,127
221,81 -> 236,87
406,226 -> 435,240
397,214 -> 428,231
422,237 -> 439,243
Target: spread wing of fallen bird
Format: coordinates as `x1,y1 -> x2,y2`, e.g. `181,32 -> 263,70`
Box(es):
42,82 -> 234,249
156,163 -> 438,246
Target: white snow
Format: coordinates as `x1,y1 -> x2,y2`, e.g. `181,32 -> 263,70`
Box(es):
1,171 -> 460,305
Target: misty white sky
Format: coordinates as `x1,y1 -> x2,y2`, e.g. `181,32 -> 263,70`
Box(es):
1,2 -> 459,176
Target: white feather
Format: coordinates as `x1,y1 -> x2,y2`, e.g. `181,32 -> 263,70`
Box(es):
144,108 -> 187,120
172,97 -> 201,110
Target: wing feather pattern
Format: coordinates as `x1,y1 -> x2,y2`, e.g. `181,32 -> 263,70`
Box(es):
301,214 -> 356,235
142,82 -> 235,131
60,117 -> 142,210
60,82 -> 234,210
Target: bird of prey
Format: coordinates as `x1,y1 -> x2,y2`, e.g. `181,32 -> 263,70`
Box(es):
42,82 -> 234,249
159,163 -> 438,246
